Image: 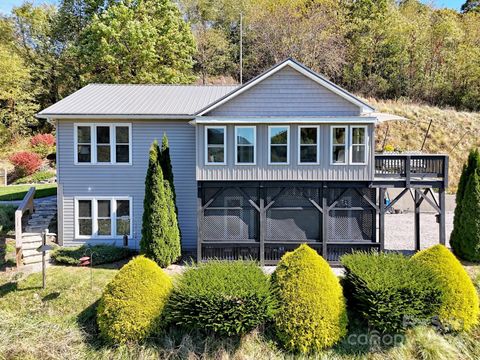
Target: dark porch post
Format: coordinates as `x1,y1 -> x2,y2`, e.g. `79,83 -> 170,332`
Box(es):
197,183 -> 203,263
259,183 -> 265,266
378,188 -> 385,252
439,187 -> 446,245
414,189 -> 421,251
322,184 -> 328,259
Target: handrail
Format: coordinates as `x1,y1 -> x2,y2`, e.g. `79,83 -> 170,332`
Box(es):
15,187 -> 36,267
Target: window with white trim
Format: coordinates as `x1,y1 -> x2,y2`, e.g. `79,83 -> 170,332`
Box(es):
331,126 -> 347,164
350,126 -> 367,164
235,126 -> 256,165
298,126 -> 319,164
205,126 -> 226,164
75,197 -> 132,238
269,126 -> 289,164
75,124 -> 131,164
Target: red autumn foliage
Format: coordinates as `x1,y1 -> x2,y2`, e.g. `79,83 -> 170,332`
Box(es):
30,133 -> 55,147
9,151 -> 42,176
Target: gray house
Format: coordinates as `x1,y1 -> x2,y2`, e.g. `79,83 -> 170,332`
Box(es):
37,59 -> 448,264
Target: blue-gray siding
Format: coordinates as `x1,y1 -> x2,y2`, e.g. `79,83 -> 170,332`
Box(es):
196,123 -> 375,181
57,120 -> 197,250
207,67 -> 361,117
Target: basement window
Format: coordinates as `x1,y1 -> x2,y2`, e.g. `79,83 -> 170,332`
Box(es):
75,197 -> 132,239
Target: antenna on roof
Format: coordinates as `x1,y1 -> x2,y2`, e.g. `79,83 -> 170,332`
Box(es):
240,12 -> 243,85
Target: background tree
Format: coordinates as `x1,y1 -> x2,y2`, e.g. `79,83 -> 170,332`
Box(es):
141,140 -> 180,267
78,0 -> 196,84
461,0 -> 480,13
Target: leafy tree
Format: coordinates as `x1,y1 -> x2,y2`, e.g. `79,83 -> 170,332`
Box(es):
451,149 -> 480,256
79,0 -> 196,84
141,140 -> 180,267
462,0 -> 480,13
452,170 -> 480,261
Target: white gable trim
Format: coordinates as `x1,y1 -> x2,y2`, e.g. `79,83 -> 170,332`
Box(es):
196,59 -> 375,116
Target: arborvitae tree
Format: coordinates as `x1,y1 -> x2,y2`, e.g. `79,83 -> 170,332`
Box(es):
451,149 -> 480,252
452,170 -> 480,261
140,140 -> 180,267
160,133 -> 175,200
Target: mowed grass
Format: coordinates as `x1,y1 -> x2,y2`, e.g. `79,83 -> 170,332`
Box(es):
0,183 -> 57,201
0,265 -> 480,359
371,98 -> 480,193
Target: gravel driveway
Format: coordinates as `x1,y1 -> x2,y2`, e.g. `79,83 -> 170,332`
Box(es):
384,211 -> 454,252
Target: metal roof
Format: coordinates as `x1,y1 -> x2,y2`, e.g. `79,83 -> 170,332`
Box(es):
37,84 -> 238,119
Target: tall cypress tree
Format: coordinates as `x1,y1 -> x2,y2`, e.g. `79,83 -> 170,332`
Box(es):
453,170 -> 480,261
140,140 -> 180,267
451,149 -> 480,253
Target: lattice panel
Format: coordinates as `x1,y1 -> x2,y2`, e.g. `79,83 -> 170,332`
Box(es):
264,243 -> 323,263
204,208 -> 257,240
328,210 -> 375,241
202,244 -> 259,261
328,188 -> 376,208
266,209 -> 320,241
326,244 -> 379,262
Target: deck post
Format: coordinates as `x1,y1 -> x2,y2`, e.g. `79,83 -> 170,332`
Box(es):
439,187 -> 446,245
259,183 -> 265,266
414,189 -> 421,251
378,188 -> 385,252
197,183 -> 203,263
322,184 -> 328,259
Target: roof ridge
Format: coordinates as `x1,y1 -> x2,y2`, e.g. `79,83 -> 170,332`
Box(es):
87,83 -> 239,87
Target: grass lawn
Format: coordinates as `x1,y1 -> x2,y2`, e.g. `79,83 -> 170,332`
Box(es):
0,264 -> 479,360
0,183 -> 57,201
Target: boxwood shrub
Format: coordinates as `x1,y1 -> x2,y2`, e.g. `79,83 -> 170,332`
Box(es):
412,245 -> 479,331
166,260 -> 274,336
51,244 -> 134,265
97,256 -> 172,344
271,244 -> 348,353
341,251 -> 444,334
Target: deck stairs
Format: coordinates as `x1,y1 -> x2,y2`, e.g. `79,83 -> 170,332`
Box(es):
21,198 -> 57,266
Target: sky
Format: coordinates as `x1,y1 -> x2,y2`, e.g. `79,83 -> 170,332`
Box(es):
0,0 -> 467,15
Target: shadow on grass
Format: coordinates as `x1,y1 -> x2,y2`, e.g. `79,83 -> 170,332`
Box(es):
0,281 -> 42,297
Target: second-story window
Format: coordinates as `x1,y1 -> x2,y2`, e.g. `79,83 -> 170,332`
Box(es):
269,126 -> 289,164
235,126 -> 256,165
205,126 -> 226,165
331,126 -> 347,164
75,124 -> 131,165
351,126 -> 367,164
299,126 -> 319,164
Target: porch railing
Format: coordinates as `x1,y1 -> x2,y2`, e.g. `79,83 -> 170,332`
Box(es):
374,154 -> 448,185
15,187 -> 35,267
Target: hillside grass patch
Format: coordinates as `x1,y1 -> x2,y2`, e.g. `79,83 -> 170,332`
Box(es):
0,183 -> 57,201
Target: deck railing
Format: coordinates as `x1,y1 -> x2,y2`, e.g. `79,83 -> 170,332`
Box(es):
374,154 -> 448,185
15,187 -> 35,267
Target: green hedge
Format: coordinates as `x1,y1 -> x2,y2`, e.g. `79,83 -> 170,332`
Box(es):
272,244 -> 348,353
51,245 -> 134,265
412,245 -> 479,331
166,260 -> 275,336
97,256 -> 172,344
341,251 -> 444,333
0,205 -> 16,234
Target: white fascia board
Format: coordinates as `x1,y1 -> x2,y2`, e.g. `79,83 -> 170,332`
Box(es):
190,116 -> 378,125
196,60 -> 375,116
36,114 -> 195,120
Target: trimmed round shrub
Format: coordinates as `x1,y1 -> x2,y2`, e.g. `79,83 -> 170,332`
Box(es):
412,245 -> 479,331
97,256 -> 172,344
9,151 -> 42,176
167,260 -> 274,336
271,244 -> 347,353
341,251 -> 443,334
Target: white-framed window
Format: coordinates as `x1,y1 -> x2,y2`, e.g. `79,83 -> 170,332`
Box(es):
235,126 -> 256,165
350,125 -> 368,165
74,123 -> 132,165
298,126 -> 319,164
331,126 -> 348,165
75,197 -> 132,239
268,126 -> 290,165
205,126 -> 226,165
